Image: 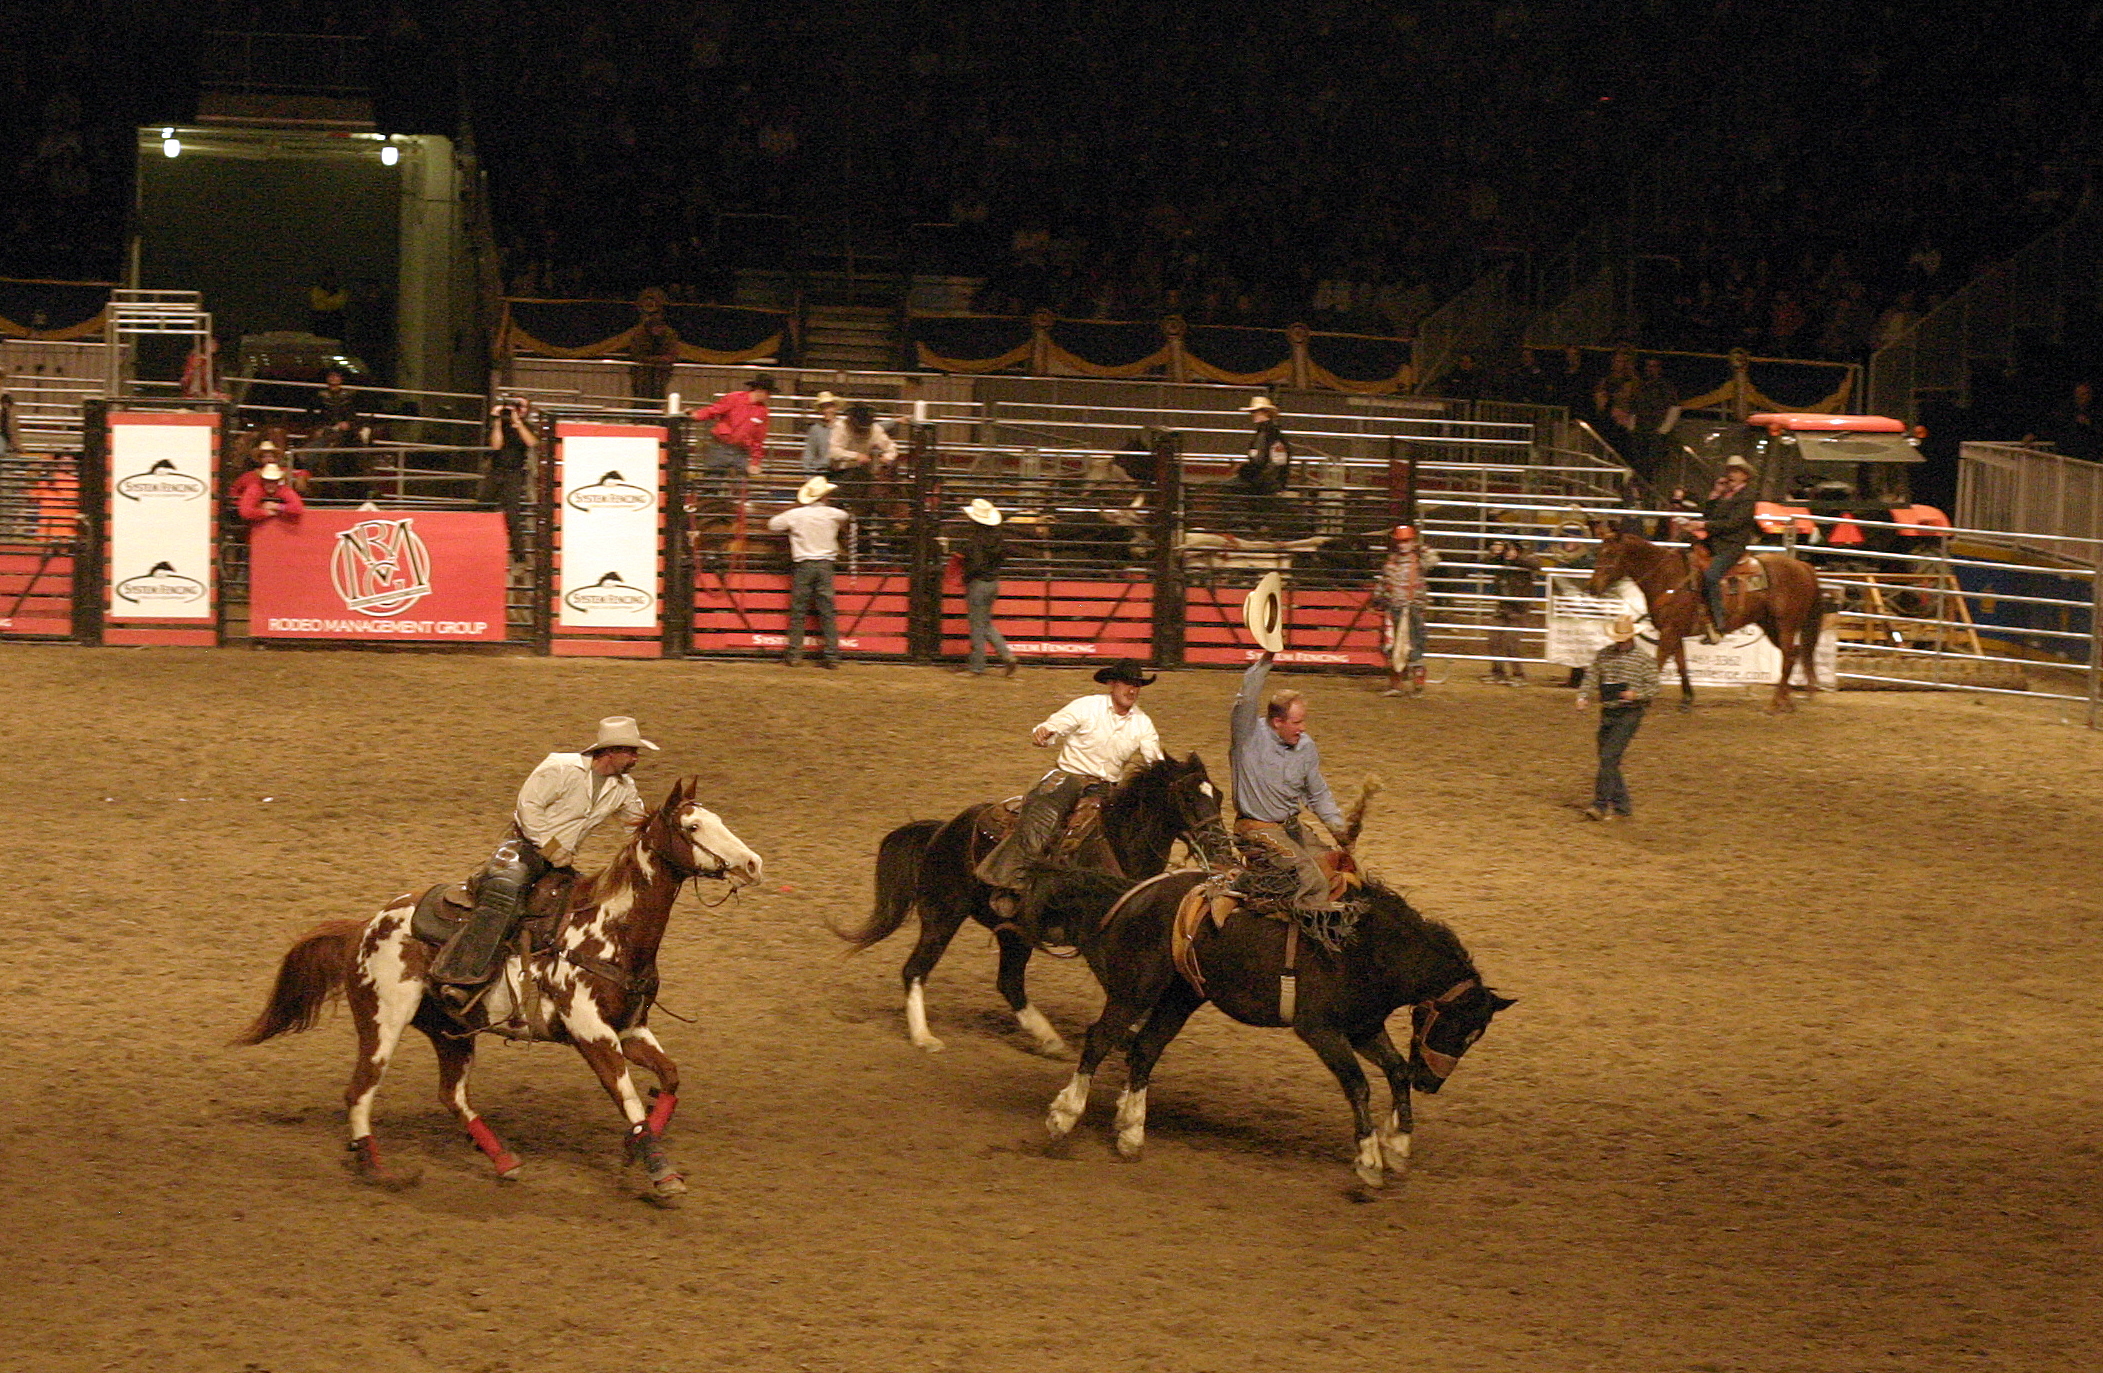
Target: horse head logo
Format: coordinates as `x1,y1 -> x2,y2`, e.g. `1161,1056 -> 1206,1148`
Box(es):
115,457 -> 207,502
329,518 -> 433,617
566,470 -> 654,513
114,559 -> 206,605
563,570 -> 656,616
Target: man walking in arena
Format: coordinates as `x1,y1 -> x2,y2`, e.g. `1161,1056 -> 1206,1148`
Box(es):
974,659 -> 1164,916
1575,616 -> 1660,820
430,717 -> 657,988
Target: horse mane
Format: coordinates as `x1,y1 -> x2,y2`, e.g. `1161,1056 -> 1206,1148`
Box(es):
571,803 -> 673,907
1353,876 -> 1479,978
1102,753 -> 1191,824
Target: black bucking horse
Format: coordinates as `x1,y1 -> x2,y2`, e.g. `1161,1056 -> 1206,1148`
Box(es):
838,754 -> 1229,1057
1036,867 -> 1513,1190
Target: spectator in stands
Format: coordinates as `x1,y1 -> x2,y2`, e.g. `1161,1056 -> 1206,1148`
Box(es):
1481,536 -> 1541,684
1629,356 -> 1680,485
692,374 -> 774,475
484,398 -> 538,565
800,391 -> 842,474
0,371 -> 19,457
1553,347 -> 1595,423
1231,396 -> 1291,495
955,498 -> 1018,677
1440,354 -> 1485,401
628,289 -> 680,404
230,439 -> 307,525
303,369 -> 368,498
1575,613 -> 1659,821
767,475 -> 850,669
2026,380 -> 2099,463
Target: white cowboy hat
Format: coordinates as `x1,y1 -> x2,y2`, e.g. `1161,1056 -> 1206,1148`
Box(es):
582,716 -> 659,754
1722,454 -> 1756,473
809,391 -> 842,408
964,498 -> 1002,526
258,462 -> 284,481
1239,395 -> 1281,413
797,475 -> 837,505
1242,571 -> 1287,654
1606,614 -> 1639,642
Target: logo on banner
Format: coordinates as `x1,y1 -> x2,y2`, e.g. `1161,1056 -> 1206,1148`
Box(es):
563,571 -> 656,616
114,560 -> 207,605
115,459 -> 206,502
566,470 -> 654,513
330,518 -> 434,616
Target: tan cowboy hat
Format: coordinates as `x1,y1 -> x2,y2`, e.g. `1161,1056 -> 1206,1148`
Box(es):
796,475 -> 837,505
810,391 -> 842,408
258,462 -> 284,481
1722,454 -> 1756,473
1606,614 -> 1639,642
582,716 -> 659,754
964,498 -> 1002,526
1242,571 -> 1287,653
1239,395 -> 1281,413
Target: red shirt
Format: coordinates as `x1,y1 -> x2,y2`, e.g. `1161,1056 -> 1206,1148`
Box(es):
231,468 -> 307,523
693,390 -> 771,468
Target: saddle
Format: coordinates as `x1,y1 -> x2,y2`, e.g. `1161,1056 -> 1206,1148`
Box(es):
973,791 -> 1108,859
1691,550 -> 1767,594
1169,847 -> 1362,1001
408,869 -> 577,951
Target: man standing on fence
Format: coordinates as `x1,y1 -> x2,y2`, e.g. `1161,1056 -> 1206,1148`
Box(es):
484,397 -> 537,567
768,475 -> 850,668
692,373 -> 774,476
1575,614 -> 1659,821
1232,395 -> 1292,496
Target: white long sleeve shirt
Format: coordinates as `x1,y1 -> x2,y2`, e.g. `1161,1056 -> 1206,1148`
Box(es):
1037,693 -> 1164,783
513,752 -> 645,864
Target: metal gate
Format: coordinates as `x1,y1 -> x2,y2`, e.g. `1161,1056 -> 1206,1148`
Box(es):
0,446 -> 86,640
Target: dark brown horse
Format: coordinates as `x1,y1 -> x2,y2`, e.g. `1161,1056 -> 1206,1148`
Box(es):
1036,868 -> 1512,1189
1587,527 -> 1826,712
236,779 -> 762,1196
840,754 -> 1231,1056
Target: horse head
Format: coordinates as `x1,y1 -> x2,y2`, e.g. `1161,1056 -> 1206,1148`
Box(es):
1106,753 -> 1233,874
649,776 -> 764,888
1585,526 -> 1642,596
1163,752 -> 1235,869
1407,978 -> 1516,1093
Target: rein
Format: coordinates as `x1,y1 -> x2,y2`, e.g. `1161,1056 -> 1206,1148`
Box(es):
1411,976 -> 1479,1077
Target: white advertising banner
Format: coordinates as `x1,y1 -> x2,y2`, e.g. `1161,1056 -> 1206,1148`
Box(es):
107,414 -> 217,622
1545,570 -> 1836,686
555,424 -> 663,632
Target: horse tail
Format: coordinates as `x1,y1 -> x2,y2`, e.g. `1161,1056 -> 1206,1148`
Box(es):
1801,580 -> 1829,689
1339,773 -> 1383,849
838,818 -> 944,950
232,918 -> 366,1045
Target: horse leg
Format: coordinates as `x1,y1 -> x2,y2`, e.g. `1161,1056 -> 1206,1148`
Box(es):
1296,1022 -> 1385,1188
342,916 -> 423,1184
562,994 -> 686,1197
994,925 -> 1066,1057
898,896 -> 969,1053
1671,638 -> 1694,713
415,1004 -> 521,1179
1048,990 -> 1155,1140
620,1026 -> 682,1136
1111,980 -> 1207,1159
1353,1027 -> 1415,1176
1767,613 -> 1798,713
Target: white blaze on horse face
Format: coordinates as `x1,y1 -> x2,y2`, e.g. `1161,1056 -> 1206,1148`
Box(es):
1114,1086 -> 1148,1157
1046,1072 -> 1092,1138
1198,781 -> 1216,800
684,804 -> 762,883
905,978 -> 945,1052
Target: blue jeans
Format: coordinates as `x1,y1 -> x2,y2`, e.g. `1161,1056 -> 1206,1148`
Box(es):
1593,703 -> 1646,815
786,558 -> 837,661
1702,541 -> 1748,631
966,577 -> 1011,671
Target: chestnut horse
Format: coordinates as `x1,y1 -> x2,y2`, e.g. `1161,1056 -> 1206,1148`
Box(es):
840,754 -> 1232,1057
1587,528 -> 1826,712
237,778 -> 762,1196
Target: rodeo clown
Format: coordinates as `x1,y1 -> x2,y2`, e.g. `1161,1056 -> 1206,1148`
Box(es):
974,658 -> 1165,917
429,716 -> 658,988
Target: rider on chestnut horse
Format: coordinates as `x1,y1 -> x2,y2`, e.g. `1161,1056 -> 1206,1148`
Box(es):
974,659 -> 1164,919
1692,455 -> 1760,643
428,716 -> 658,988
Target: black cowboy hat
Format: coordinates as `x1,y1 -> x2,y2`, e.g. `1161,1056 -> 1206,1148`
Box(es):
1092,659 -> 1158,687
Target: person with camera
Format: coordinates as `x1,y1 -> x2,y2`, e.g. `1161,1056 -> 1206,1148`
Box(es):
1482,536 -> 1542,684
1574,614 -> 1660,821
485,398 -> 538,566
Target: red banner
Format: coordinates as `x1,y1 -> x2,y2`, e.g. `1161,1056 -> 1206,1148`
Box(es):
248,511 -> 509,642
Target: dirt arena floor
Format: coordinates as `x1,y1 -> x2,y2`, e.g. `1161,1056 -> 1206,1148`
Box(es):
1,642 -> 2097,1373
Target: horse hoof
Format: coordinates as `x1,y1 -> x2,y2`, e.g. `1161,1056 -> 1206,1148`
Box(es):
1029,1038 -> 1073,1061
1115,1131 -> 1145,1159
910,1034 -> 948,1053
1353,1163 -> 1387,1189
653,1174 -> 689,1198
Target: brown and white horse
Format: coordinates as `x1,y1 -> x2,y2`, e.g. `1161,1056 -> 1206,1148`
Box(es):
237,777 -> 761,1197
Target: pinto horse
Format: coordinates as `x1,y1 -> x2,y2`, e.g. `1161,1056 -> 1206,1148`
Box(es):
1036,868 -> 1512,1189
1587,527 -> 1826,712
839,754 -> 1231,1056
237,778 -> 762,1196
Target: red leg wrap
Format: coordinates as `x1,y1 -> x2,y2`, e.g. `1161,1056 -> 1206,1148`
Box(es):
466,1117 -> 521,1176
646,1090 -> 678,1137
348,1135 -> 382,1175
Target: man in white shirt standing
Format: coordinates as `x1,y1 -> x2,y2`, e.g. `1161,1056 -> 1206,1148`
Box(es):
974,659 -> 1165,906
768,474 -> 852,669
430,717 -> 657,987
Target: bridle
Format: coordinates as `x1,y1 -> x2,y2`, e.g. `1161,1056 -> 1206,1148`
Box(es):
1410,977 -> 1480,1079
662,802 -> 752,907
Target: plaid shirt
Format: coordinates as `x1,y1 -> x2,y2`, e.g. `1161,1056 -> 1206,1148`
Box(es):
1580,641 -> 1660,707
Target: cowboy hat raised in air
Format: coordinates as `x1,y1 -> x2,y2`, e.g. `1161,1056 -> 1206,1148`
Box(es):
1092,658 -> 1158,687
1241,570 -> 1286,653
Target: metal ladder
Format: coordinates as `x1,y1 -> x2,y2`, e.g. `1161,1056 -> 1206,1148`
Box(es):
103,289 -> 214,398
